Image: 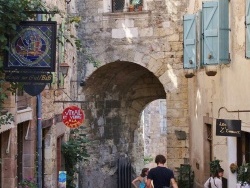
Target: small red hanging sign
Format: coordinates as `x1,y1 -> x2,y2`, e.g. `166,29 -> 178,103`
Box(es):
62,106 -> 84,128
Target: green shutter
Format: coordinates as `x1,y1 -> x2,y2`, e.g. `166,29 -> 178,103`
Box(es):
183,14 -> 196,69
246,0 -> 250,58
202,0 -> 229,65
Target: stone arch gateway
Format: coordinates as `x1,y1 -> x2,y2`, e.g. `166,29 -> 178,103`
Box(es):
75,0 -> 189,187
78,60 -> 188,187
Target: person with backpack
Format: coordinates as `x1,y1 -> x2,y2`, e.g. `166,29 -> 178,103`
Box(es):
132,168 -> 149,188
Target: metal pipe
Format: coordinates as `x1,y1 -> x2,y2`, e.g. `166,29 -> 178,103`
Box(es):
37,13 -> 43,188
37,94 -> 42,188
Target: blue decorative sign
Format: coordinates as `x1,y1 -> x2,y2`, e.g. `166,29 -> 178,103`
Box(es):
4,21 -> 57,72
58,171 -> 66,188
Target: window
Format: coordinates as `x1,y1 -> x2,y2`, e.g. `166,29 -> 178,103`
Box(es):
183,0 -> 230,70
111,0 -> 143,12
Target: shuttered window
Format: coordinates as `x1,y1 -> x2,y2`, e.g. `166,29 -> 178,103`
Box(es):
246,0 -> 250,58
202,0 -> 229,65
183,14 -> 197,69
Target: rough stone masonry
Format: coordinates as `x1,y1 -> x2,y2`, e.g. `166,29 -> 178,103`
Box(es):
75,0 -> 189,187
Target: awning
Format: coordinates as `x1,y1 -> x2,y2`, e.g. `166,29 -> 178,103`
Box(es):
0,107 -> 33,134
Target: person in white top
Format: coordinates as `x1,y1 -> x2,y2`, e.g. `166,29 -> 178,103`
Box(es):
204,168 -> 223,188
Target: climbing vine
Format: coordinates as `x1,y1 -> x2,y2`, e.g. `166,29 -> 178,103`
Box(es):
62,127 -> 89,188
0,0 -> 49,125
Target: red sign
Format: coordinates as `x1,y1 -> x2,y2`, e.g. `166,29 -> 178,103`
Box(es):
62,106 -> 84,128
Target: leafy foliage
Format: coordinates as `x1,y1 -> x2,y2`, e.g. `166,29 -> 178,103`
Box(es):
62,128 -> 89,188
209,159 -> 221,176
0,0 -> 48,126
177,164 -> 194,188
0,0 -> 46,50
19,178 -> 37,188
237,163 -> 250,185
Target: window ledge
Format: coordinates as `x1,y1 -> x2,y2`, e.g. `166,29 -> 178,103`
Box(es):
103,10 -> 151,18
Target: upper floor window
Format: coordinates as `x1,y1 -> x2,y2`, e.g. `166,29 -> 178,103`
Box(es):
111,0 -> 143,12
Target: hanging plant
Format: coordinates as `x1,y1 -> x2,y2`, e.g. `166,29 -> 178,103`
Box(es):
230,163 -> 238,173
237,163 -> 250,185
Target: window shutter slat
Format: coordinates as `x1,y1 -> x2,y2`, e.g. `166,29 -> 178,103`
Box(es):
183,14 -> 196,69
202,1 -> 219,65
202,0 -> 229,65
246,0 -> 250,58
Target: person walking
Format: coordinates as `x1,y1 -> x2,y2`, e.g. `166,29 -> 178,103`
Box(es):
132,168 -> 149,188
204,168 -> 222,188
146,154 -> 178,188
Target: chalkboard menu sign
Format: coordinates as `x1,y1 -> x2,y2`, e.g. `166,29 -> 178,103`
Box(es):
216,119 -> 241,137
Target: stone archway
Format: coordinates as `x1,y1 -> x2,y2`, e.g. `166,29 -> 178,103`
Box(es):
79,61 -> 166,187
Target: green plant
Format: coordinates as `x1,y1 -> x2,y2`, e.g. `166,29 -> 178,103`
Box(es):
0,0 -> 48,126
209,159 -> 222,176
177,164 -> 194,188
62,128 -> 89,188
18,178 -> 37,188
237,163 -> 250,185
143,156 -> 153,164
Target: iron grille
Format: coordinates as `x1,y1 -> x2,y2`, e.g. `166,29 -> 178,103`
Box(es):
112,0 -> 125,12
118,157 -> 132,188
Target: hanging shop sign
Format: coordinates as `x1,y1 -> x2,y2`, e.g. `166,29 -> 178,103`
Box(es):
4,21 -> 57,72
62,106 -> 85,128
23,83 -> 46,96
5,72 -> 52,83
216,119 -> 241,137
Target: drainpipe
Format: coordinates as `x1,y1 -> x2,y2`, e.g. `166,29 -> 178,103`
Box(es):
37,14 -> 43,188
37,94 -> 42,188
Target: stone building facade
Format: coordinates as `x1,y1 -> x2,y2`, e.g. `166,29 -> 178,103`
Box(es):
0,0 -> 79,187
74,0 -> 189,187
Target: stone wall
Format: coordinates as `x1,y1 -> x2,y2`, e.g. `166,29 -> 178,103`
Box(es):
75,0 -> 189,187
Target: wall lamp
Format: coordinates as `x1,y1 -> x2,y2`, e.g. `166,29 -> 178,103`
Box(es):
65,0 -> 71,4
59,62 -> 70,77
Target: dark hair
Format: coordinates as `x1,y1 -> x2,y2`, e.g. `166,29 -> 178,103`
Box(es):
155,154 -> 166,164
140,168 -> 149,177
218,167 -> 224,173
214,168 -> 224,178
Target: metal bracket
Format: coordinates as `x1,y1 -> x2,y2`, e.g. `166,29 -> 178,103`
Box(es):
6,131 -> 11,154
25,122 -> 31,140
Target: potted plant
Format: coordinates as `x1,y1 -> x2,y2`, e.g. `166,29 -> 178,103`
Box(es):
237,163 -> 250,188
209,159 -> 222,176
230,163 -> 238,173
128,4 -> 134,12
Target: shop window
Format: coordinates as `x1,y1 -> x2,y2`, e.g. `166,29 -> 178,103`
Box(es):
237,131 -> 250,166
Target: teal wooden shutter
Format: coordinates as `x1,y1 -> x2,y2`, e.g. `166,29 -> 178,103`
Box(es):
183,14 -> 196,69
197,10 -> 203,67
202,0 -> 229,65
246,0 -> 250,58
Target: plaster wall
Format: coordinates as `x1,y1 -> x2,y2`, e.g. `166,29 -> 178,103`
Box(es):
186,0 -> 250,187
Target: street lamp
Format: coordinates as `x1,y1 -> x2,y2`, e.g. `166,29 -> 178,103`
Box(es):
59,62 -> 70,77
